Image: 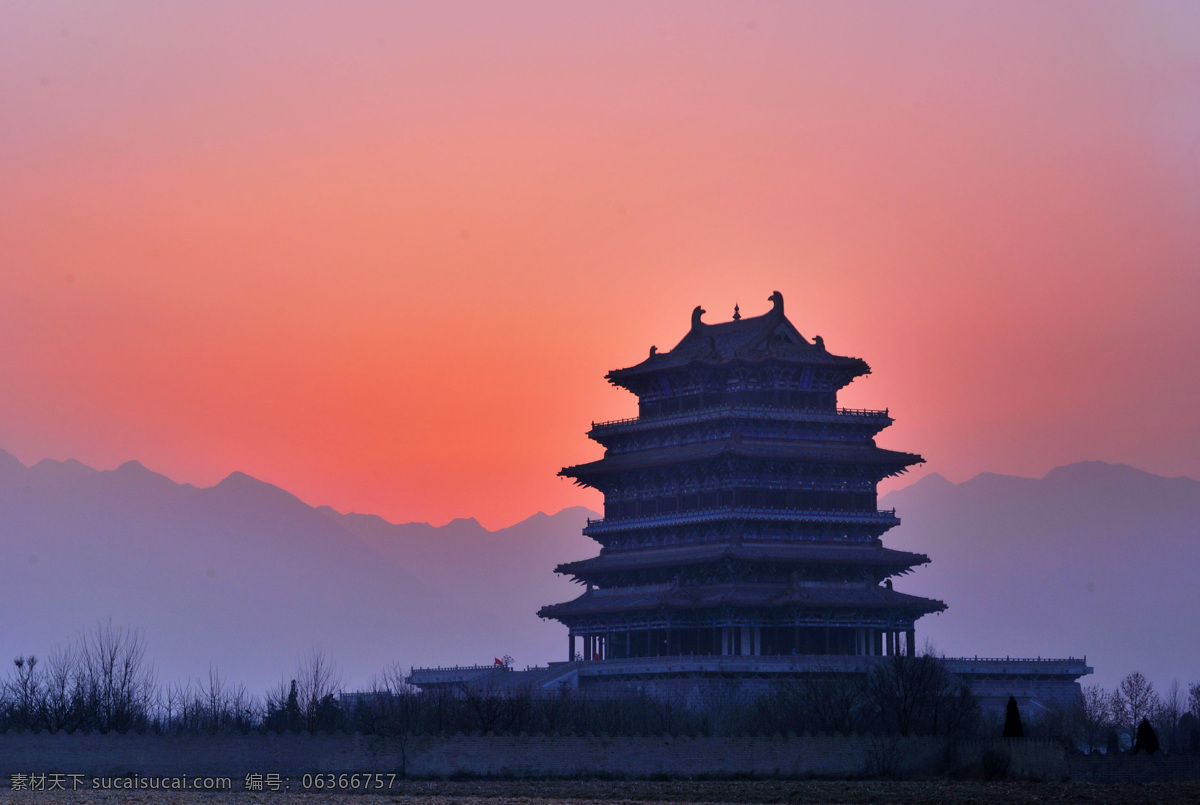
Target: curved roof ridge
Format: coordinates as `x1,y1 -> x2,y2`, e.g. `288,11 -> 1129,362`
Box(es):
606,292 -> 869,384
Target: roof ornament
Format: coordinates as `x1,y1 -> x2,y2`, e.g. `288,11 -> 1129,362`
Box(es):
691,305 -> 706,329
732,304 -> 741,321
813,335 -> 825,351
649,345 -> 657,357
768,290 -> 784,314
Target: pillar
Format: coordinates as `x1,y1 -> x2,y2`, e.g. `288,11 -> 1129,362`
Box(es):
569,634 -> 576,662
907,629 -> 916,657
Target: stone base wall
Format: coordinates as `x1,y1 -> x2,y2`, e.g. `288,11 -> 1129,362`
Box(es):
575,674 -> 1084,721
967,678 -> 1084,717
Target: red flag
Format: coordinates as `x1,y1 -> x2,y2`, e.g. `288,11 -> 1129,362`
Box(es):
494,657 -> 502,666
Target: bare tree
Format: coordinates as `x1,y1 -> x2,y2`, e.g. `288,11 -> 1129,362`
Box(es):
8,656 -> 42,729
1078,684 -> 1113,752
802,676 -> 871,735
42,644 -> 82,732
77,621 -> 156,732
867,650 -> 976,737
263,676 -> 300,732
460,681 -> 511,733
201,667 -> 229,733
1158,680 -> 1184,753
227,679 -> 257,733
1108,688 -> 1130,742
1189,681 -> 1200,720
1115,672 -> 1160,739
294,647 -> 343,732
158,680 -> 191,733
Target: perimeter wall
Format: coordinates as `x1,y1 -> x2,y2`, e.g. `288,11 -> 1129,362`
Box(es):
0,733 -> 1070,780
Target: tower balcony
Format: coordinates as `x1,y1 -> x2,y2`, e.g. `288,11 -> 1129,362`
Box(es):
589,405 -> 891,438
582,506 -> 900,536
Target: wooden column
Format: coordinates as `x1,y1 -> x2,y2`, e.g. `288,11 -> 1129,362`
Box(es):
569,634 -> 576,662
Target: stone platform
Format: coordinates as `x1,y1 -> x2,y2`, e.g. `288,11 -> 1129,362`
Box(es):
409,654 -> 1091,717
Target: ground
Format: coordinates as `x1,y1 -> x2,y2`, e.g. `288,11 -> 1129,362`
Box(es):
2,780 -> 1200,804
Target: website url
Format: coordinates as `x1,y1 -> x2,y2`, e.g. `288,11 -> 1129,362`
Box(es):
10,773 -> 233,791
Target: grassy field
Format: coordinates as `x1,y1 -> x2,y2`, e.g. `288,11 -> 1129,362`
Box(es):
2,780 -> 1200,804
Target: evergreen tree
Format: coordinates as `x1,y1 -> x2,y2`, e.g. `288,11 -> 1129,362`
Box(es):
1106,730 -> 1121,756
1133,717 -> 1160,755
286,679 -> 301,731
1002,695 -> 1024,738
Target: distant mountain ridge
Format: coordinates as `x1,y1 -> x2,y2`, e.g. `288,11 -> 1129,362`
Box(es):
0,449 -> 595,692
0,451 -> 1194,692
881,461 -> 1200,689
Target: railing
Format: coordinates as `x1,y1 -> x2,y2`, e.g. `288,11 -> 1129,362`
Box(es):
590,405 -> 890,433
957,656 -> 1086,664
584,507 -> 898,532
574,654 -> 883,676
945,656 -> 1093,676
410,663 -> 503,673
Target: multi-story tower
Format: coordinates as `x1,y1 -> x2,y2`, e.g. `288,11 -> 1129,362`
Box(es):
539,292 -> 945,663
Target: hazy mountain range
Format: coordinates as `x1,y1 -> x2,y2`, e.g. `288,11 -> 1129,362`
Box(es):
1,450 -> 1195,692
881,461 -> 1200,690
0,449 -> 593,692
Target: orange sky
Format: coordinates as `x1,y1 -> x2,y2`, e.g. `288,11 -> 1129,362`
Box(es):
2,2 -> 1198,528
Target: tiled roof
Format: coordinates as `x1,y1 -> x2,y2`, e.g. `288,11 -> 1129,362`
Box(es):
562,437 -> 922,480
556,542 -> 931,577
607,293 -> 868,383
539,582 -> 946,619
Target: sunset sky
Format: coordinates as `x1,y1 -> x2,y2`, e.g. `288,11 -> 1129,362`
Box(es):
2,2 -> 1198,529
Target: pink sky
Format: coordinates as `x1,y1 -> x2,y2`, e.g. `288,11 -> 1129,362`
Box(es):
2,2 -> 1198,528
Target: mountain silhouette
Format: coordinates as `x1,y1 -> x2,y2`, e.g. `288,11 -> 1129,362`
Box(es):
0,450 -> 593,691
882,461 -> 1200,689
1,451 -> 1193,693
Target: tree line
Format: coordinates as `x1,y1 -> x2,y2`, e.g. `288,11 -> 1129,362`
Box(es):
3,624 -> 1198,750
1076,672 -> 1200,755
1,623 -> 341,735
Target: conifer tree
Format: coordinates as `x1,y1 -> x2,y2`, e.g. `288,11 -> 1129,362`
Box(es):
1002,695 -> 1024,738
1134,717 -> 1160,755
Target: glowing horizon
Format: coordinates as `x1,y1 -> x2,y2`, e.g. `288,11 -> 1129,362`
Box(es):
2,2 -> 1198,528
